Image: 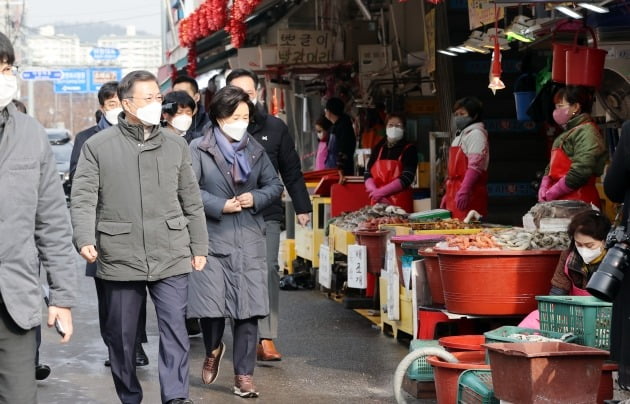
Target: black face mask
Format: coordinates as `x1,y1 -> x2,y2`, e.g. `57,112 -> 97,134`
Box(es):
453,115 -> 474,131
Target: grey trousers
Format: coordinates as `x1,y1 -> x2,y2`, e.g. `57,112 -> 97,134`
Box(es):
102,274 -> 190,404
0,300 -> 37,404
258,220 -> 281,340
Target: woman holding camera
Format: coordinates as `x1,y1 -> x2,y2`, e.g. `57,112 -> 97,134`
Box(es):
519,210 -> 611,329
603,120 -> 630,390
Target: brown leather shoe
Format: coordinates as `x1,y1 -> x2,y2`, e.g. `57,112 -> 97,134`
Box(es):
201,342 -> 225,384
257,339 -> 282,361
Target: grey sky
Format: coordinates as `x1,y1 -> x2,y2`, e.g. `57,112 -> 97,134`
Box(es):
24,0 -> 162,35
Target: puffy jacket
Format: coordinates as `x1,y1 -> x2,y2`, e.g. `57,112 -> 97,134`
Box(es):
0,103 -> 76,329
544,113 -> 607,190
70,113 -> 208,281
247,105 -> 312,221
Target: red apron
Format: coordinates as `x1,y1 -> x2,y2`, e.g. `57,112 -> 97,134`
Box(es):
369,143 -> 414,213
444,145 -> 488,220
548,123 -> 601,208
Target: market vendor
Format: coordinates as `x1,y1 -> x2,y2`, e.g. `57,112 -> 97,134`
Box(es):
364,113 -> 418,213
538,86 -> 606,208
519,210 -> 610,329
441,97 -> 489,220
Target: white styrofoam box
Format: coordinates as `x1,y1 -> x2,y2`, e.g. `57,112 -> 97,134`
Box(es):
539,218 -> 571,233
237,47 -> 262,70
259,45 -> 278,67
358,44 -> 392,73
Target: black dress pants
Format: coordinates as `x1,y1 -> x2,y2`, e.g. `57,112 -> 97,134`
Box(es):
200,317 -> 258,375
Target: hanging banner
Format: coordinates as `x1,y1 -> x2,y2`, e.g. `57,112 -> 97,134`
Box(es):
468,0 -> 504,30
318,244 -> 332,289
347,244 -> 367,289
277,29 -> 334,65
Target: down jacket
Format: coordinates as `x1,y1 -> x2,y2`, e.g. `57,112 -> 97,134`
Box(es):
187,127 -> 283,319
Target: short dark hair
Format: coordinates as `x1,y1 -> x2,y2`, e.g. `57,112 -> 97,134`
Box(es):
97,81 -> 119,106
315,116 -> 332,132
559,85 -> 595,114
95,109 -> 103,123
208,85 -> 253,125
162,91 -> 196,116
386,112 -> 406,126
0,32 -> 14,65
117,70 -> 158,101
453,96 -> 483,122
173,75 -> 199,94
325,97 -> 345,117
12,99 -> 26,113
567,210 -> 611,242
226,68 -> 259,88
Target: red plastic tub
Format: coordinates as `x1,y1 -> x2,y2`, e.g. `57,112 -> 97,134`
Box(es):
438,335 -> 485,352
427,350 -> 490,404
436,248 -> 561,315
421,249 -> 444,305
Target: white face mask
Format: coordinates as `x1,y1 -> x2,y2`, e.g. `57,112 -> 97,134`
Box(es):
221,120 -> 248,141
129,101 -> 162,126
104,107 -> 123,125
171,114 -> 192,133
576,245 -> 602,264
386,127 -> 404,142
0,75 -> 17,109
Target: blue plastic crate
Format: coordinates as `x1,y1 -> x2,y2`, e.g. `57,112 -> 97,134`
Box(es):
457,369 -> 499,404
407,339 -> 443,381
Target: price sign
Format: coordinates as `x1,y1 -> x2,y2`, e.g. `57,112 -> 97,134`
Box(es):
347,244 -> 367,289
277,29 -> 334,65
318,244 -> 331,289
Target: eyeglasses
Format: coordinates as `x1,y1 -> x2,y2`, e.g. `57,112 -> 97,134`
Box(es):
127,94 -> 163,104
0,65 -> 18,76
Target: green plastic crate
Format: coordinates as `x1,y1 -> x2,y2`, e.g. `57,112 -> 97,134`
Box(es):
484,325 -> 578,344
457,369 -> 499,404
407,339 -> 443,381
536,295 -> 612,350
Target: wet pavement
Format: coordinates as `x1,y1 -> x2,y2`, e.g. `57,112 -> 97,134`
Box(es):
36,254 -> 413,403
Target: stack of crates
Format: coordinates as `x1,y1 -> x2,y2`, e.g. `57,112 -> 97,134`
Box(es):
457,369 -> 499,404
536,296 -> 612,350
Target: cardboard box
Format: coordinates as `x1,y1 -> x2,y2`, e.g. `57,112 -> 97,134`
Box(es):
236,47 -> 261,70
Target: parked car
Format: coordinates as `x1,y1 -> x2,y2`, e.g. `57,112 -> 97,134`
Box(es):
45,129 -> 73,200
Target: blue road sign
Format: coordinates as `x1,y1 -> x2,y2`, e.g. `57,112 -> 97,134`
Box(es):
54,69 -> 89,94
90,47 -> 120,61
89,68 -> 122,92
20,70 -> 63,81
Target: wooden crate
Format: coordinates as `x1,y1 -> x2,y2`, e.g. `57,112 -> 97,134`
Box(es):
295,196 -> 330,267
329,224 -> 356,256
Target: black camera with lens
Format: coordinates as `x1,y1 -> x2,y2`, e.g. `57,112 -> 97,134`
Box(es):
586,221 -> 630,302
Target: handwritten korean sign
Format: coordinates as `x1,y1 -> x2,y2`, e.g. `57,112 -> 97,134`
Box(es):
318,244 -> 332,289
347,244 -> 367,289
277,29 -> 334,65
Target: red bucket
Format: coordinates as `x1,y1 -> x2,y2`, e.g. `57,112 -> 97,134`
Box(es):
552,42 -> 573,83
566,44 -> 608,88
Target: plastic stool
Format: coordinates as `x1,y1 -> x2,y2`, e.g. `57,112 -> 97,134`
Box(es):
418,309 -> 452,339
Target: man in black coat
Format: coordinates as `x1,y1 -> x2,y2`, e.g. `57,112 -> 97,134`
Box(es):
173,75 -> 210,144
227,69 -> 312,361
69,81 -> 149,368
324,97 -> 356,177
